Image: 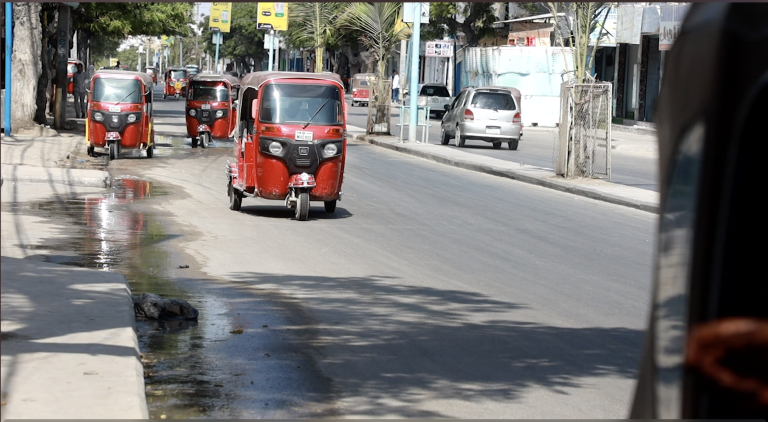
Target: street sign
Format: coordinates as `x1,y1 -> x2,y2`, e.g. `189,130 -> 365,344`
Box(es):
264,32 -> 274,49
212,32 -> 223,45
210,2 -> 232,33
257,3 -> 288,31
425,41 -> 452,57
161,35 -> 174,46
110,58 -> 118,67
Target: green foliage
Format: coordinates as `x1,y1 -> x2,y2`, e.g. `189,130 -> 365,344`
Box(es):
199,3 -> 266,68
284,3 -> 346,50
341,2 -> 410,77
74,3 -> 193,38
421,2 -> 500,46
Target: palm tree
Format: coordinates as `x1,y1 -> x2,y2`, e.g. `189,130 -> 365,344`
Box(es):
341,3 -> 410,134
285,2 -> 345,73
340,2 -> 410,79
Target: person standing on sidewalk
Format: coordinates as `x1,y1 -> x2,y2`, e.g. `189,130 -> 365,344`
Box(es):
73,63 -> 88,119
392,71 -> 400,104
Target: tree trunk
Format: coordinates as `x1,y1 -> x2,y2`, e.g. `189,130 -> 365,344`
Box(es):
12,3 -> 43,132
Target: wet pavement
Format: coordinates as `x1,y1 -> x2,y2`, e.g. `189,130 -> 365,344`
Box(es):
2,130 -> 339,418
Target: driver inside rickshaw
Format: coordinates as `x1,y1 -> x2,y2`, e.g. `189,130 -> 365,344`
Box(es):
283,100 -> 312,122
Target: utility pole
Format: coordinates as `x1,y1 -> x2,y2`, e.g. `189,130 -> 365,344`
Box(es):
408,2 -> 422,143
268,30 -> 275,71
4,2 -> 13,134
179,37 -> 183,67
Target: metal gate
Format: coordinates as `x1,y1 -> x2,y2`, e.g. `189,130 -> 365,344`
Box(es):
555,81 -> 612,180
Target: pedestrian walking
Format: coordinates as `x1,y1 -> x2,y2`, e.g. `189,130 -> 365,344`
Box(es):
73,63 -> 88,119
392,71 -> 400,104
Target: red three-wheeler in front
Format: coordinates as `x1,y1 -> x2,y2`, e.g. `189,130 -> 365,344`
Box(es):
185,74 -> 241,148
226,71 -> 347,221
85,70 -> 155,160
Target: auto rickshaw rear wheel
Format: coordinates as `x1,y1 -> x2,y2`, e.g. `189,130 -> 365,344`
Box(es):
228,180 -> 242,211
296,192 -> 310,221
191,138 -> 198,148
146,144 -> 154,158
324,200 -> 337,213
87,145 -> 95,157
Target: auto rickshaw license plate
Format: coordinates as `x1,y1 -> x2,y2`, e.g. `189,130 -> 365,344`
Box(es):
295,131 -> 313,141
109,106 -> 120,112
201,104 -> 211,109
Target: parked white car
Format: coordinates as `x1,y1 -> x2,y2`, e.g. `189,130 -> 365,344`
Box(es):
403,83 -> 453,118
440,86 -> 523,150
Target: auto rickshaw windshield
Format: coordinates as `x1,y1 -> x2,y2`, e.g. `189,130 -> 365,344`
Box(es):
260,83 -> 342,125
92,78 -> 143,103
170,70 -> 187,79
68,64 -> 78,74
190,83 -> 229,101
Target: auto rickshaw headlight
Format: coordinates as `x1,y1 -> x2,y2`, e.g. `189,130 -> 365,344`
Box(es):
93,111 -> 104,122
189,109 -> 197,117
127,114 -> 138,123
323,143 -> 338,157
269,141 -> 283,154
215,110 -> 224,118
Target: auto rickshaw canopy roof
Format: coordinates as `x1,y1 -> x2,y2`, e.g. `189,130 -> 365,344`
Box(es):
240,71 -> 343,90
93,69 -> 154,86
190,73 -> 242,87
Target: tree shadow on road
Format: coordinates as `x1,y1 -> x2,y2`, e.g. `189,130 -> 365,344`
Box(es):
221,271 -> 644,417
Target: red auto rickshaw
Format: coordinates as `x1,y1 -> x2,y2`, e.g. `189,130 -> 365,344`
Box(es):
67,59 -> 84,95
145,66 -> 158,85
351,72 -> 373,107
226,71 -> 347,221
85,70 -> 155,160
163,67 -> 188,99
185,74 -> 241,148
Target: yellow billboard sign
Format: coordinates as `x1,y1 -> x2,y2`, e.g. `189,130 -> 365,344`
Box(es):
109,58 -> 119,67
257,3 -> 288,31
161,35 -> 174,46
210,2 -> 232,33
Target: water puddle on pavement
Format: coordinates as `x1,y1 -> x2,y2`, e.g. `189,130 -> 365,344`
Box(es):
2,177 -> 237,418
3,174 -> 338,418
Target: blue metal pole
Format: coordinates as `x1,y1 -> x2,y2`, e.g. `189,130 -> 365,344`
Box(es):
408,2 -> 421,142
4,2 -> 12,134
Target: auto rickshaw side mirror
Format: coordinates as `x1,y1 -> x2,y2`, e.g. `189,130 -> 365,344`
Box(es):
251,99 -> 259,120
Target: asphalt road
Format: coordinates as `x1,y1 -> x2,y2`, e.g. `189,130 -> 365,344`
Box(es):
108,86 -> 658,418
345,100 -> 660,192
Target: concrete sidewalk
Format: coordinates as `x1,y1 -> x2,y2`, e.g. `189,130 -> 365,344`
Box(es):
1,110 -> 148,419
352,131 -> 659,213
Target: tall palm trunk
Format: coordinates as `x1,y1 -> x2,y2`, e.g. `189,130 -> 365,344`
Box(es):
11,2 -> 43,132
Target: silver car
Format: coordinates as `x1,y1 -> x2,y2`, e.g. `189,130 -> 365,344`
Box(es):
403,83 -> 453,118
440,86 -> 523,150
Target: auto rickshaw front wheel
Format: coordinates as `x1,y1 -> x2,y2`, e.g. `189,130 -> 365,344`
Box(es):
228,180 -> 242,211
296,192 -> 310,221
200,132 -> 209,149
324,200 -> 336,213
109,141 -> 118,160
